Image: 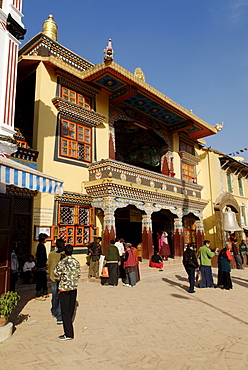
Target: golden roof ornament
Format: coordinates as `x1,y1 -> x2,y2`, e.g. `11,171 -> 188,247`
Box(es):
134,67 -> 146,82
42,14 -> 58,41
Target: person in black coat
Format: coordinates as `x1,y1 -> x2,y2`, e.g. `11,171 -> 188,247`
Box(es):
35,233 -> 48,300
183,244 -> 199,293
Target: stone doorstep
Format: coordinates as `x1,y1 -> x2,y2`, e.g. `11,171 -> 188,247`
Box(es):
0,322 -> 13,343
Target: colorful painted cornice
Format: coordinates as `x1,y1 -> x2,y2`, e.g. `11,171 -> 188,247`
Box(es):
52,98 -> 105,127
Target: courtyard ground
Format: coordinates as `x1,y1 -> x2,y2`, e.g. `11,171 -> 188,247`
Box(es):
1,262 -> 248,370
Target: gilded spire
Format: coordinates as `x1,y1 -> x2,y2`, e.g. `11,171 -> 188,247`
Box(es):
42,15 -> 58,41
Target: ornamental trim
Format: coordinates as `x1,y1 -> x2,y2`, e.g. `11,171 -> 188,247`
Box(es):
52,98 -> 105,126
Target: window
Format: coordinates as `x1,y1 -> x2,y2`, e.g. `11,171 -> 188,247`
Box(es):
180,141 -> 194,155
51,206 -> 98,247
182,163 -> 196,183
241,206 -> 247,226
226,173 -> 233,193
61,87 -> 91,110
60,119 -> 92,162
238,177 -> 244,196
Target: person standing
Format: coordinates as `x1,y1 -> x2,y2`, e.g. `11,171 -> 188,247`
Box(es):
183,244 -> 199,293
218,242 -> 233,290
88,237 -> 102,278
159,231 -> 170,261
105,239 -> 120,286
35,233 -> 48,300
115,238 -> 126,281
47,238 -> 65,324
239,239 -> 248,265
198,240 -> 218,288
123,243 -> 137,287
54,244 -> 81,341
232,239 -> 243,269
23,255 -> 36,284
10,249 -> 19,292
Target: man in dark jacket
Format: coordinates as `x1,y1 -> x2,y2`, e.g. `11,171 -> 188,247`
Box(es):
36,233 -> 48,300
183,244 -> 199,293
105,240 -> 120,286
232,239 -> 244,269
88,237 -> 102,278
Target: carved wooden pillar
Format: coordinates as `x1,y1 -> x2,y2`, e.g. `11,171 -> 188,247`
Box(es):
195,219 -> 204,251
142,213 -> 153,259
103,209 -> 115,254
173,217 -> 184,257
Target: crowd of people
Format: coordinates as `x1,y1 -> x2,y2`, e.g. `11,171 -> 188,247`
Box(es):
9,232 -> 248,341
183,238 -> 248,293
87,238 -> 140,288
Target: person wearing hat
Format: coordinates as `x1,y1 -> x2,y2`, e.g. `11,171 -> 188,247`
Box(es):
47,238 -> 65,324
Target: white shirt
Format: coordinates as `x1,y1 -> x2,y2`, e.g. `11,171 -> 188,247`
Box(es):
115,241 -> 125,256
23,261 -> 35,272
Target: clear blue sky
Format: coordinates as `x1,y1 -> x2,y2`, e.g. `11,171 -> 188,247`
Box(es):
22,0 -> 248,161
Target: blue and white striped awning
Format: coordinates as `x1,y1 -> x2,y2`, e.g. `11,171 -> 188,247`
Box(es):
0,156 -> 63,195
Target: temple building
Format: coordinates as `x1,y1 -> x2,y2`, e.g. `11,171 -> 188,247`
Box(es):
12,15 -> 228,264
1,10 -> 247,294
199,148 -> 248,251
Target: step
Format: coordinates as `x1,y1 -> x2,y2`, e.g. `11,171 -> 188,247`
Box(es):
80,258 -> 183,283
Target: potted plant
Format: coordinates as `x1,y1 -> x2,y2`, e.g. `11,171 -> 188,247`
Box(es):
0,291 -> 20,327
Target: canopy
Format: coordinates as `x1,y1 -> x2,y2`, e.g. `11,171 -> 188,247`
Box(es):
0,156 -> 63,195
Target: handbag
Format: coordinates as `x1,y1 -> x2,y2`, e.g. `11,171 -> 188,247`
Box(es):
101,266 -> 109,278
86,255 -> 91,266
195,269 -> 202,284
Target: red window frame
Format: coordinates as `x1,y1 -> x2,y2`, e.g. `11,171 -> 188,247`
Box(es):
60,119 -> 92,162
61,87 -> 92,110
182,163 -> 197,183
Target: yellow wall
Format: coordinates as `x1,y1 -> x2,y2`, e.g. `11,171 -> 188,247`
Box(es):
95,92 -> 109,161
33,62 -> 90,194
172,133 -> 180,177
196,148 -> 222,246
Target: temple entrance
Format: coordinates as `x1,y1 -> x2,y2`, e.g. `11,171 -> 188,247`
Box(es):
152,210 -> 175,257
115,205 -> 143,247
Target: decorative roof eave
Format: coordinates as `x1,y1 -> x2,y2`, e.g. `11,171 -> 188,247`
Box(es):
18,55 -> 84,80
81,61 -> 217,137
219,155 -> 248,178
18,33 -> 94,71
52,98 -> 106,126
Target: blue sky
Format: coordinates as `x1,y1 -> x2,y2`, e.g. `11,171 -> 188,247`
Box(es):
22,0 -> 248,161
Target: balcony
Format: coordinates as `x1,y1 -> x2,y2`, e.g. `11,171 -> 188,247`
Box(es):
84,159 -> 204,204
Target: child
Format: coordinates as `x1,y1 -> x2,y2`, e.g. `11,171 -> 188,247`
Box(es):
23,255 -> 36,284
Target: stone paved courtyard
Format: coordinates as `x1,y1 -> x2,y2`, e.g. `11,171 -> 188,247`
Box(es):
1,264 -> 248,369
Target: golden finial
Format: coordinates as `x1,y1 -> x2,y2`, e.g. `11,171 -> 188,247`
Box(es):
42,14 -> 58,41
134,67 -> 146,82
